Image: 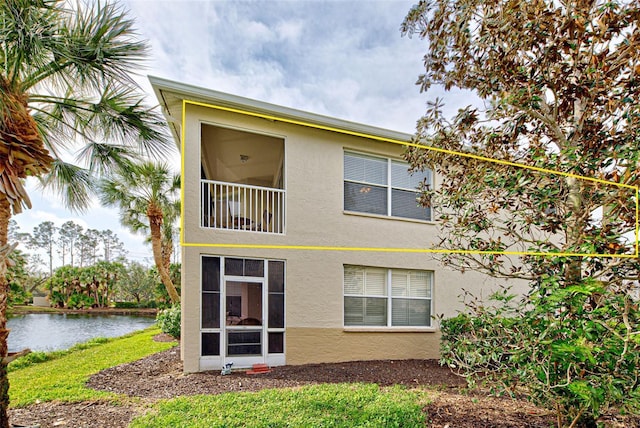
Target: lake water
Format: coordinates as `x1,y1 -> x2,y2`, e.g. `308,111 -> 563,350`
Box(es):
7,313 -> 157,353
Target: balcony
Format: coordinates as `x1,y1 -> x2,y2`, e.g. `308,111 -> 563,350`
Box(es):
201,180 -> 285,234
200,123 -> 285,234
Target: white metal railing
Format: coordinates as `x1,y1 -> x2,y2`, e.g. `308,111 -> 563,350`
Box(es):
201,179 -> 285,234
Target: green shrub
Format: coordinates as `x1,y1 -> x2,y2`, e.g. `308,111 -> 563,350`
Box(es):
156,304 -> 181,339
140,300 -> 158,308
440,279 -> 640,427
113,301 -> 138,308
113,300 -> 158,309
66,293 -> 95,309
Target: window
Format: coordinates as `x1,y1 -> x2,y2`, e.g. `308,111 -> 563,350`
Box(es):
344,151 -> 431,221
344,265 -> 432,327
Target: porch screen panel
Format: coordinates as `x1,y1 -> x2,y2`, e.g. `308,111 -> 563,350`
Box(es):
201,333 -> 220,356
225,258 -> 244,276
225,258 -> 264,277
268,332 -> 284,353
202,256 -> 221,329
202,256 -> 220,291
244,259 -> 264,277
268,261 -> 285,329
227,331 -> 261,356
202,294 -> 220,328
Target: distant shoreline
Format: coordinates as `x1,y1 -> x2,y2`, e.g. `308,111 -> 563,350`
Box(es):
8,305 -> 158,317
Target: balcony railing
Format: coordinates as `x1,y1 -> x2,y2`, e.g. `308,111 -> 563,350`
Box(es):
201,179 -> 285,234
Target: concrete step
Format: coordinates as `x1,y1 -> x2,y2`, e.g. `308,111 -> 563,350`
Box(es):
246,363 -> 271,375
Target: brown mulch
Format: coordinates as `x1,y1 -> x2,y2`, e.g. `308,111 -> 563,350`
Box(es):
85,347 -> 467,399
9,401 -> 141,428
9,342 -> 640,428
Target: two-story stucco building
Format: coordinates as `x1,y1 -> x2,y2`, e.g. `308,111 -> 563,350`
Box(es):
151,76 -> 507,373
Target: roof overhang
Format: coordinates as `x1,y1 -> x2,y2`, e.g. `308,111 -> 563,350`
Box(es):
149,76 -> 413,150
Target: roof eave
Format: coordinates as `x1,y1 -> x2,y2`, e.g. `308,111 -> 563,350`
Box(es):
148,75 -> 414,147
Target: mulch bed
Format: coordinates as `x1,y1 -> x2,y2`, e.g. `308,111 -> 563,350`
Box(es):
9,342 -> 639,428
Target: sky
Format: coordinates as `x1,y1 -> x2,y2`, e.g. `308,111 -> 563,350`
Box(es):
15,0 -> 476,268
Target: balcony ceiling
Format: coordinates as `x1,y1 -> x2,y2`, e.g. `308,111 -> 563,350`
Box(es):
202,124 -> 284,187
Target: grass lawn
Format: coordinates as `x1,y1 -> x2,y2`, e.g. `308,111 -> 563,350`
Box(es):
9,329 -> 434,427
8,327 -> 176,407
129,383 -> 429,428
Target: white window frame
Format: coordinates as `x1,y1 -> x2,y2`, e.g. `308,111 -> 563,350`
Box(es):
343,265 -> 433,329
343,151 -> 432,221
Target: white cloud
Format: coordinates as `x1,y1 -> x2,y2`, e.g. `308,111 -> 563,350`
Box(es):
276,20 -> 303,42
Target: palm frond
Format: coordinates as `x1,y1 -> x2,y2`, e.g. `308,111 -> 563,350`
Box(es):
20,0 -> 148,92
75,142 -> 139,175
29,88 -> 173,161
98,161 -> 180,238
39,159 -> 94,211
98,175 -> 131,207
0,0 -> 59,90
172,173 -> 181,191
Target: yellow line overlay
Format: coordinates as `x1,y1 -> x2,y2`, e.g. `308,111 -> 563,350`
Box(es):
180,99 -> 639,259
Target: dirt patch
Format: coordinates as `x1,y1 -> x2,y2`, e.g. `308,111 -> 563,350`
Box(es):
9,347 -> 640,427
424,391 -> 555,428
151,333 -> 175,343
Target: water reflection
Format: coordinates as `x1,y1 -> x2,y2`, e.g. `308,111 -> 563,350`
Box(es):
7,313 -> 156,353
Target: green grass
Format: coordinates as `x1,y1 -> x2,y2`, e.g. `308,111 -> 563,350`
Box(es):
9,336 -> 114,372
130,383 -> 428,428
8,305 -> 60,315
8,327 -> 176,407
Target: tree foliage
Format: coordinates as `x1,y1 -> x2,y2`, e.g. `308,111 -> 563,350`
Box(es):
0,0 -> 171,424
29,221 -> 57,277
401,0 -> 640,426
46,261 -> 125,309
5,249 -> 29,306
113,261 -> 158,306
99,161 -> 181,304
58,221 -> 83,267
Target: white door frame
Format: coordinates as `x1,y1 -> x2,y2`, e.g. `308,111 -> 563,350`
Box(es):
221,276 -> 266,368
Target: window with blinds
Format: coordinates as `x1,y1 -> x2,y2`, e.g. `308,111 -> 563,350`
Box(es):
344,152 -> 431,221
343,265 -> 432,327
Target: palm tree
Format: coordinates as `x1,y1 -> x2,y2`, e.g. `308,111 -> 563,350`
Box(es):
100,161 -> 181,304
160,198 -> 181,272
0,1 -> 171,425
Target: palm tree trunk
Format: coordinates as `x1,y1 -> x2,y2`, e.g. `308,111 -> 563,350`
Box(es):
147,205 -> 179,304
162,238 -> 172,272
0,195 -> 13,428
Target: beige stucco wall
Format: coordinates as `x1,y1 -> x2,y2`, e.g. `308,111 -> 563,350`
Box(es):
286,328 -> 442,364
179,103 -> 525,372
